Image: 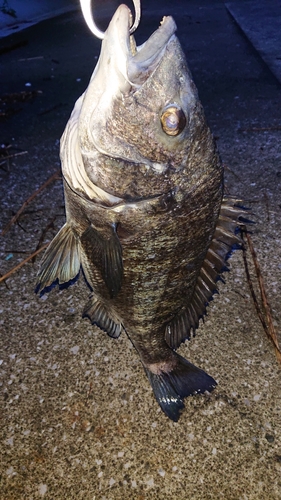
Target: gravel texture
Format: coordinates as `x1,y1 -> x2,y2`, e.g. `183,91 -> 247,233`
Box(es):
1,1 -> 281,499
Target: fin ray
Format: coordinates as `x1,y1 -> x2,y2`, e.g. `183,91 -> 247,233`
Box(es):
83,294 -> 124,338
81,224 -> 123,298
36,224 -> 80,295
145,353 -> 216,421
165,198 -> 251,349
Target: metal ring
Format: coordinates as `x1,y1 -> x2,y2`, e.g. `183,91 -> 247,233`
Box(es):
79,0 -> 141,40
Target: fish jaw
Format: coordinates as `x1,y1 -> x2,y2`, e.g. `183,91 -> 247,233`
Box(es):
81,4 -> 177,101
75,4 -> 214,200
78,5 -> 178,164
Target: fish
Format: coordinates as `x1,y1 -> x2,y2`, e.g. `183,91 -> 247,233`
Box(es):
36,4 -> 247,421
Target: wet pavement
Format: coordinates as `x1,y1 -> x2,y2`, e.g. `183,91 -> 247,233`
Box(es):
1,1 -> 281,499
0,0 -> 78,39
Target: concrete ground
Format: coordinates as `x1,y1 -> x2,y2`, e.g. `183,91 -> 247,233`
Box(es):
0,0 -> 281,498
0,0 -> 78,38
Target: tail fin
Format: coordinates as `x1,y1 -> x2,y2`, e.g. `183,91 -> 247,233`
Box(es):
144,353 -> 216,422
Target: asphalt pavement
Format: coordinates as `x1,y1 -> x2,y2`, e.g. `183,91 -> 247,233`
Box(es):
1,1 -> 281,499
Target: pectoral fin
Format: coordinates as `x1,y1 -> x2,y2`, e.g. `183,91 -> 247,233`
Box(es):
36,223 -> 80,295
81,224 -> 123,298
83,294 -> 124,338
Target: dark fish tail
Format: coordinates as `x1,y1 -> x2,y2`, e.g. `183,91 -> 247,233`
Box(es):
144,353 -> 216,422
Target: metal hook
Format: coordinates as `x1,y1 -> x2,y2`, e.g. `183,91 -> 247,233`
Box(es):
79,0 -> 141,40
129,0 -> 141,35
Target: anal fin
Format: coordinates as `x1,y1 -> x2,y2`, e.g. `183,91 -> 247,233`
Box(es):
83,294 -> 124,338
36,223 -> 80,295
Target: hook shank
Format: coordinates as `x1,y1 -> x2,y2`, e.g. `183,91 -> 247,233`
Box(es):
79,0 -> 141,40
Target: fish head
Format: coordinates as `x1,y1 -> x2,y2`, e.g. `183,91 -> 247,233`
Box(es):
77,4 -> 220,200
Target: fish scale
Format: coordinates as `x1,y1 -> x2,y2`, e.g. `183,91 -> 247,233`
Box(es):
36,4 -> 248,421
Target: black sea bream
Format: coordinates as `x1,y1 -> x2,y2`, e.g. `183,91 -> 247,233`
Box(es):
36,4 -> 246,421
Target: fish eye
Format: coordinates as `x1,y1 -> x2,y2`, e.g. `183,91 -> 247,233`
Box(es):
160,104 -> 186,136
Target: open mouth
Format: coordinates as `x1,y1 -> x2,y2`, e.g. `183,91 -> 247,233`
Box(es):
127,14 -> 177,86
106,4 -> 177,88
66,5 -> 179,205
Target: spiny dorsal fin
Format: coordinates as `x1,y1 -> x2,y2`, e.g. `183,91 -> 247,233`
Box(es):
82,294 -> 124,338
36,223 -> 80,295
165,198 -> 250,349
80,224 -> 123,298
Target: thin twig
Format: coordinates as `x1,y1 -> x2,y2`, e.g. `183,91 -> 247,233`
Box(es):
245,232 -> 281,360
18,56 -> 44,61
263,192 -> 270,222
32,215 -> 57,262
242,238 -> 268,332
3,250 -> 31,254
39,103 -> 63,116
223,163 -> 242,182
239,126 -> 281,132
0,150 -> 28,163
242,230 -> 281,363
0,243 -> 49,285
0,169 -> 61,237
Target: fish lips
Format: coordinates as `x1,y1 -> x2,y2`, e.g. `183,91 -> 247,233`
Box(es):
106,4 -> 177,89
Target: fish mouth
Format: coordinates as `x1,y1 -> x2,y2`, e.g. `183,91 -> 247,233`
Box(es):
106,4 -> 177,90
74,6 -> 178,202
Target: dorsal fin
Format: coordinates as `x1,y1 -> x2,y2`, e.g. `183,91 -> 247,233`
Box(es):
165,198 -> 250,349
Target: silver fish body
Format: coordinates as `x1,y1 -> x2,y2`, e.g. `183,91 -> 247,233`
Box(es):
37,5 -> 245,421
